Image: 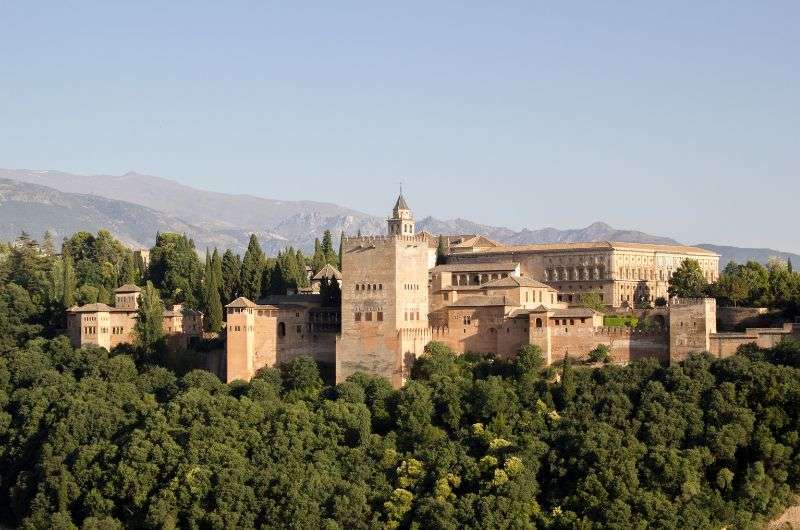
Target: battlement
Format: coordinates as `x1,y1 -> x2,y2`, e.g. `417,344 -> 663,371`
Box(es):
593,326 -> 667,337
670,297 -> 714,306
343,234 -> 428,247
398,327 -> 432,339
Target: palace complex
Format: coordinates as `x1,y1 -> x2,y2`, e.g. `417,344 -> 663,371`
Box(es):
66,284 -> 203,351
65,193 -> 799,387
224,194 -> 799,387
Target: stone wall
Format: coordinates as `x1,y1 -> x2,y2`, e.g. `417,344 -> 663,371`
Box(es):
716,306 -> 774,331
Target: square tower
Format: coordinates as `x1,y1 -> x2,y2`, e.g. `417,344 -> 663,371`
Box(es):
336,195 -> 430,387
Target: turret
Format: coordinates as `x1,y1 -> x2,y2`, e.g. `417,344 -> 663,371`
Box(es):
387,193 -> 415,236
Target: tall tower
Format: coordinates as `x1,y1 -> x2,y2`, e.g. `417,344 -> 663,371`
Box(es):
387,192 -> 415,236
336,193 -> 430,387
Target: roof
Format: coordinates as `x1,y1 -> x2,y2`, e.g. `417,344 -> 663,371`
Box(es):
451,235 -> 501,249
67,302 -> 114,313
449,295 -> 509,308
551,308 -> 600,318
431,261 -> 519,273
312,263 -> 342,280
258,294 -> 324,307
460,241 -> 718,257
163,307 -> 203,317
393,193 -> 410,211
225,297 -> 259,308
481,275 -> 552,290
113,283 -> 141,293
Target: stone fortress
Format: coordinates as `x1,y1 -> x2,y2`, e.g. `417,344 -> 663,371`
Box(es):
64,193 -> 799,386
223,193 -> 800,387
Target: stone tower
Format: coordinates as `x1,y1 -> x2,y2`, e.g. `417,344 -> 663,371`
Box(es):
387,192 -> 415,236
668,298 -> 717,363
336,194 -> 430,387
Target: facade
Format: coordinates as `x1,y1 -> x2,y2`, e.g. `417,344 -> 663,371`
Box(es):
223,193 -> 795,388
446,240 -> 719,308
224,294 -> 340,382
66,284 -> 203,351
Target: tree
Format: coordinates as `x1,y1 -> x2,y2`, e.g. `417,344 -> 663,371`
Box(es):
147,233 -> 203,307
118,251 -> 139,285
580,292 -> 605,312
135,281 -> 165,352
203,249 -> 223,333
321,230 -> 337,266
436,236 -> 447,266
338,230 -> 344,269
240,234 -> 264,300
61,254 -> 76,308
311,238 -> 326,274
789,258 -> 793,274
221,249 -> 241,303
668,259 -> 708,299
319,276 -> 341,307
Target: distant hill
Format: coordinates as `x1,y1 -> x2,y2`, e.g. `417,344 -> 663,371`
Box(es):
697,244 -> 800,268
0,168 -> 795,265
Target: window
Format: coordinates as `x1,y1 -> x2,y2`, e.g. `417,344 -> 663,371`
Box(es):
278,322 -> 286,337
536,318 -> 543,328
580,318 -> 585,323
443,292 -> 449,301
365,312 -> 373,321
355,312 -> 362,322
296,325 -> 302,334
377,312 -> 383,322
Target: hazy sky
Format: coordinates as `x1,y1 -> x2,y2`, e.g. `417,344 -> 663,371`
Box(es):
1,2 -> 798,252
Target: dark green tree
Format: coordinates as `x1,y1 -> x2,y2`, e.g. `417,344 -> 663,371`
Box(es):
436,235 -> 447,266
240,234 -> 264,300
221,249 -> 241,302
668,259 -> 708,299
135,280 -> 165,351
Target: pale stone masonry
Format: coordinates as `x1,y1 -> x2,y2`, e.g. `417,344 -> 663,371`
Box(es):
222,193 -> 796,387
67,284 -> 203,351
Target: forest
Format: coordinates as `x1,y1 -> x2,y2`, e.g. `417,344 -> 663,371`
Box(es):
2,230 -> 800,528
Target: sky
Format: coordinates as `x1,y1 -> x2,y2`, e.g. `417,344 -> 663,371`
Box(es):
1,1 -> 798,252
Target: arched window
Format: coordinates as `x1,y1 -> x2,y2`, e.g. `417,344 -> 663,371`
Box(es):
536,318 -> 543,328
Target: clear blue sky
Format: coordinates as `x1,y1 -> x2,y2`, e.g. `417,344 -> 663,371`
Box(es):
1,2 -> 798,252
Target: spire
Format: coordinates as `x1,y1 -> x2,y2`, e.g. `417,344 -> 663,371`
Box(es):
393,193 -> 410,213
388,188 -> 415,236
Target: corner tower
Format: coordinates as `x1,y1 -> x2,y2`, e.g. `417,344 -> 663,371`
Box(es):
388,193 -> 415,236
336,194 -> 430,387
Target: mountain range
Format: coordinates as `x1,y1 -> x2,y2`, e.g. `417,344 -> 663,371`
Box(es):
0,168 -> 796,267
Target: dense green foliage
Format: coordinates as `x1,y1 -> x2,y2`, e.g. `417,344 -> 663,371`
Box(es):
3,315 -> 800,528
670,258 -> 800,318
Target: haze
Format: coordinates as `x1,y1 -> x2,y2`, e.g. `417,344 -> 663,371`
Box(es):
0,2 -> 797,252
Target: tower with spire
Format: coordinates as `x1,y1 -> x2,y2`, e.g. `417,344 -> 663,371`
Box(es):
387,190 -> 415,236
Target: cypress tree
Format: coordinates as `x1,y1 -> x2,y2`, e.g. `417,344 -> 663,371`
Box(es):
311,238 -> 326,274
338,230 -> 344,269
119,252 -> 139,285
203,249 -> 212,302
212,248 -> 223,302
62,254 -> 76,308
240,235 -> 264,300
436,235 -> 447,265
296,249 -> 309,288
135,281 -> 165,352
221,249 -> 241,302
789,258 -> 793,274
321,230 -> 337,265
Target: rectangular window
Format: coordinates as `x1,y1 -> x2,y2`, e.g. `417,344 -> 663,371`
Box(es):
377,312 -> 383,321
365,312 -> 373,321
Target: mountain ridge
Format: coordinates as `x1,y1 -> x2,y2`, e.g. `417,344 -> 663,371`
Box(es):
0,168 -> 797,266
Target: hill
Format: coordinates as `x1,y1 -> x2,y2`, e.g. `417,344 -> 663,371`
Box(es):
1,168 -> 796,265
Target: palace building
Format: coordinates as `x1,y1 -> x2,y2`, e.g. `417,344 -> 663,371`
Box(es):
221,193 -> 800,388
67,284 -> 203,351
